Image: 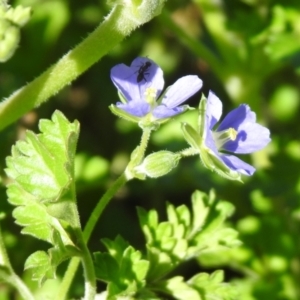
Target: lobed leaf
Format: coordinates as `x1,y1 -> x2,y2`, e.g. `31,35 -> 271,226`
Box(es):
6,110 -> 79,205
24,251 -> 56,285
94,236 -> 149,299
5,111 -> 81,283
156,270 -> 238,300
137,189 -> 241,280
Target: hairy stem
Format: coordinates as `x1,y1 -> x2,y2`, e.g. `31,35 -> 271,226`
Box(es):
79,234 -> 97,300
0,226 -> 34,300
57,124 -> 153,298
56,173 -> 127,300
83,173 -> 127,242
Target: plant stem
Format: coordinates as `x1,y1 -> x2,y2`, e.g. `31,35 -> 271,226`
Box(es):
179,147 -> 199,157
9,274 -> 35,300
83,173 -> 127,241
54,257 -> 80,300
56,173 -> 127,300
79,234 -> 97,300
0,226 -> 35,300
57,125 -> 153,298
139,127 -> 152,159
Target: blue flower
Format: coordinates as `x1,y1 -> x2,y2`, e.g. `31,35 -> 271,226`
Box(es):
110,57 -> 203,126
182,92 -> 271,180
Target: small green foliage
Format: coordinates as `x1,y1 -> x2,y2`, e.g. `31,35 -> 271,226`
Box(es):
24,251 -> 56,284
94,235 -> 149,299
156,270 -> 238,300
138,190 -> 241,281
94,190 -> 240,299
5,110 -> 81,282
25,231 -> 80,284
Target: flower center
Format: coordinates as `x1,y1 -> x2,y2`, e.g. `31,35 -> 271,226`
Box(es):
144,87 -> 157,107
213,127 -> 237,149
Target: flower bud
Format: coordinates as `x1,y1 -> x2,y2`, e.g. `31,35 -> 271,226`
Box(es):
0,5 -> 31,62
135,151 -> 181,178
0,20 -> 19,62
4,5 -> 31,26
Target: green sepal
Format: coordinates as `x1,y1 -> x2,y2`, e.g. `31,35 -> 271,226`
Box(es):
197,96 -> 207,139
109,104 -> 140,123
125,145 -> 146,180
181,122 -> 201,149
117,90 -> 127,104
199,146 -> 242,182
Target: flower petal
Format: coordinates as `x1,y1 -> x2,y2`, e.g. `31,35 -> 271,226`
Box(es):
218,104 -> 255,131
111,63 -> 140,102
116,100 -> 150,117
206,91 -> 223,129
130,57 -> 164,99
220,154 -> 256,176
218,105 -> 271,154
204,130 -> 219,156
110,57 -> 164,103
161,75 -> 202,108
152,105 -> 186,119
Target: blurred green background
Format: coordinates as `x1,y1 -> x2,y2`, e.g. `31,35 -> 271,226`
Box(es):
1,0 -> 300,299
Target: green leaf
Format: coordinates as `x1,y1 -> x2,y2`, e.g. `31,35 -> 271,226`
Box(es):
6,110 -> 79,205
5,111 -> 81,283
156,271 -> 238,300
157,276 -> 202,300
94,236 -> 150,299
24,230 -> 80,285
137,190 -> 241,280
188,270 -> 239,300
24,251 -> 56,285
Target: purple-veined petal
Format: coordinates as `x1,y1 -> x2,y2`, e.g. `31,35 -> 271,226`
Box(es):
218,105 -> 271,154
220,154 -> 256,176
217,104 -> 256,131
116,100 -> 150,117
152,105 -> 186,119
206,91 -> 223,129
162,75 -> 202,108
223,122 -> 271,154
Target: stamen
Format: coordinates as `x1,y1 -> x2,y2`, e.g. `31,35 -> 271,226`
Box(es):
144,87 -> 157,106
213,127 -> 237,149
